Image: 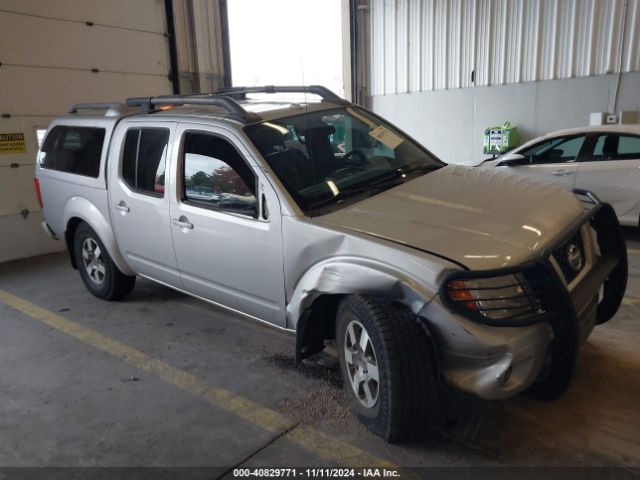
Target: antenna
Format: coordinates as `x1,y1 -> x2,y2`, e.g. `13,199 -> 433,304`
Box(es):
300,59 -> 307,104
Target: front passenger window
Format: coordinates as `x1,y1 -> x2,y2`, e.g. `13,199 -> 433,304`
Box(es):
520,135 -> 586,164
183,132 -> 257,217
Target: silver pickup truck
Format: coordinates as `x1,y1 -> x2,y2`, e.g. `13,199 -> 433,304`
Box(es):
35,86 -> 627,442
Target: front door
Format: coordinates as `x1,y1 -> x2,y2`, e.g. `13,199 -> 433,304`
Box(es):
109,121 -> 181,287
499,134 -> 588,189
169,124 -> 286,327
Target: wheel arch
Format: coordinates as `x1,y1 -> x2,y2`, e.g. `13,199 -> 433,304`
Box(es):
62,197 -> 134,275
289,257 -> 438,361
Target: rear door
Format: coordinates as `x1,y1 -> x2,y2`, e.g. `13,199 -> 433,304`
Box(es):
575,133 -> 640,217
498,134 -> 588,189
108,121 -> 181,287
169,123 -> 286,327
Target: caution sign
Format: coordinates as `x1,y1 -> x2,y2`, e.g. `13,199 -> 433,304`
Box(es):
0,132 -> 27,154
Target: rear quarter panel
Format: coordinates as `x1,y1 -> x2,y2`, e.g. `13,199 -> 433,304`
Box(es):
35,117 -> 133,274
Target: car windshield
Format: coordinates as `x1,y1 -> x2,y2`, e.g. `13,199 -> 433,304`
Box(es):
244,106 -> 444,215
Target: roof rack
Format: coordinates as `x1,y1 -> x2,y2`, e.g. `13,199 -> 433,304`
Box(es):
215,85 -> 349,104
125,94 -> 261,123
123,86 -> 348,123
68,103 -> 127,117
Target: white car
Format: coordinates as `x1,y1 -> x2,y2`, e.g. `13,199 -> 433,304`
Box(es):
481,125 -> 640,227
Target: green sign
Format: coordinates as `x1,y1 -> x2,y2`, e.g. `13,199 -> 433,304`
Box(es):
483,121 -> 518,155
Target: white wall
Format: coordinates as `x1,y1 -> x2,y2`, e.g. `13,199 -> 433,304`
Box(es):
370,71 -> 640,165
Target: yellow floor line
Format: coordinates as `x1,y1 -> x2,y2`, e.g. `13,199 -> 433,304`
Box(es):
0,288 -> 395,468
628,248 -> 640,255
623,297 -> 640,307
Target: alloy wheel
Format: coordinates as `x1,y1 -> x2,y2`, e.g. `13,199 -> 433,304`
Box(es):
81,237 -> 106,285
344,319 -> 380,408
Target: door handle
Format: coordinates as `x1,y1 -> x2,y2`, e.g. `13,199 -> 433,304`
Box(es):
551,169 -> 571,176
172,216 -> 194,230
114,201 -> 130,213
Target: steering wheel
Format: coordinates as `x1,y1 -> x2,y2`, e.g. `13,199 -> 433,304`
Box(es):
342,149 -> 368,166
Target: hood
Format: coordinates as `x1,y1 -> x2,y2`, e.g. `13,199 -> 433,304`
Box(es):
314,165 -> 584,270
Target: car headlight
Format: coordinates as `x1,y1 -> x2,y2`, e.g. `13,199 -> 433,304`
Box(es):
444,273 -> 545,321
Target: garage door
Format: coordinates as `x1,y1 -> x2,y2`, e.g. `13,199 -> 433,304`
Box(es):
0,0 -> 173,262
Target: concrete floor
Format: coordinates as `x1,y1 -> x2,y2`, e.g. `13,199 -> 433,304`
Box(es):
0,229 -> 639,476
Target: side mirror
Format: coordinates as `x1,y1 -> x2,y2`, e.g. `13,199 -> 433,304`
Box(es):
498,153 -> 528,167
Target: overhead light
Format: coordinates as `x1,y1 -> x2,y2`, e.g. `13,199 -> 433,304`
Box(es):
262,122 -> 289,135
522,225 -> 542,236
326,180 -> 340,196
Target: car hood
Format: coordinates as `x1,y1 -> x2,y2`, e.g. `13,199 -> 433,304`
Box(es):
314,165 -> 584,270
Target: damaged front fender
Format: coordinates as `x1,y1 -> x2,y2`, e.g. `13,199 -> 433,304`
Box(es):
286,256 -> 438,330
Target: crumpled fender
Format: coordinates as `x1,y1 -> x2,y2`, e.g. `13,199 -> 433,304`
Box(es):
63,196 -> 135,276
286,255 -> 438,329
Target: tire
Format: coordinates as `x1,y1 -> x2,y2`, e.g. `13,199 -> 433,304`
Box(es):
336,295 -> 441,442
74,223 -> 135,301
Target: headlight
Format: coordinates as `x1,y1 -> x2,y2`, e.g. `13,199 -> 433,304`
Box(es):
445,273 -> 545,321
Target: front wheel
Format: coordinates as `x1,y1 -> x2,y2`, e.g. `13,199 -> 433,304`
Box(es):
74,223 -> 135,301
336,295 -> 441,442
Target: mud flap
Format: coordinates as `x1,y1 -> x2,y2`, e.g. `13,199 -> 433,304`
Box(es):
295,310 -> 325,363
591,204 -> 628,324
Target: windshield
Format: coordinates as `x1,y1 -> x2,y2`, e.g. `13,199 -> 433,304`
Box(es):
244,106 -> 444,215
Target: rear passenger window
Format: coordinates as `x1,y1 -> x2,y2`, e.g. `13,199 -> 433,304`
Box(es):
592,134 -> 640,160
38,126 -> 105,177
121,128 -> 170,196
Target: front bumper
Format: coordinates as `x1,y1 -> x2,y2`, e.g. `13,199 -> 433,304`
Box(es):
423,198 -> 627,400
419,296 -> 552,399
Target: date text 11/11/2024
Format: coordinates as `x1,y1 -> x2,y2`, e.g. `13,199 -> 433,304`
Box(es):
232,468 -> 401,478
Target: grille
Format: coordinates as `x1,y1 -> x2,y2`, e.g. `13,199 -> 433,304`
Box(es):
552,230 -> 585,284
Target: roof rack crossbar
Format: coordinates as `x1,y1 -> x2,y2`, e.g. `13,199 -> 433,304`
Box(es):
68,103 -> 126,115
215,85 -> 349,104
125,95 -> 260,123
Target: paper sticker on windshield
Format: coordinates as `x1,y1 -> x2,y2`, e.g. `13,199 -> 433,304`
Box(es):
368,126 -> 403,150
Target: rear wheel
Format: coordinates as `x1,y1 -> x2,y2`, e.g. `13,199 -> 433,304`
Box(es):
336,295 -> 441,442
74,223 -> 135,301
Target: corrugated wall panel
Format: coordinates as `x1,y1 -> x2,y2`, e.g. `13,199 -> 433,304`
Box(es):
408,0 -> 422,91
370,0 -> 385,95
384,0 -> 397,94
460,1 -> 476,88
396,0 -> 409,93
369,0 -> 640,95
627,0 -> 640,71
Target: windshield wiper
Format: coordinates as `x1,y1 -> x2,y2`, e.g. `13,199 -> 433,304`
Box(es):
307,177 -> 409,210
307,164 -> 444,211
397,163 -> 444,176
